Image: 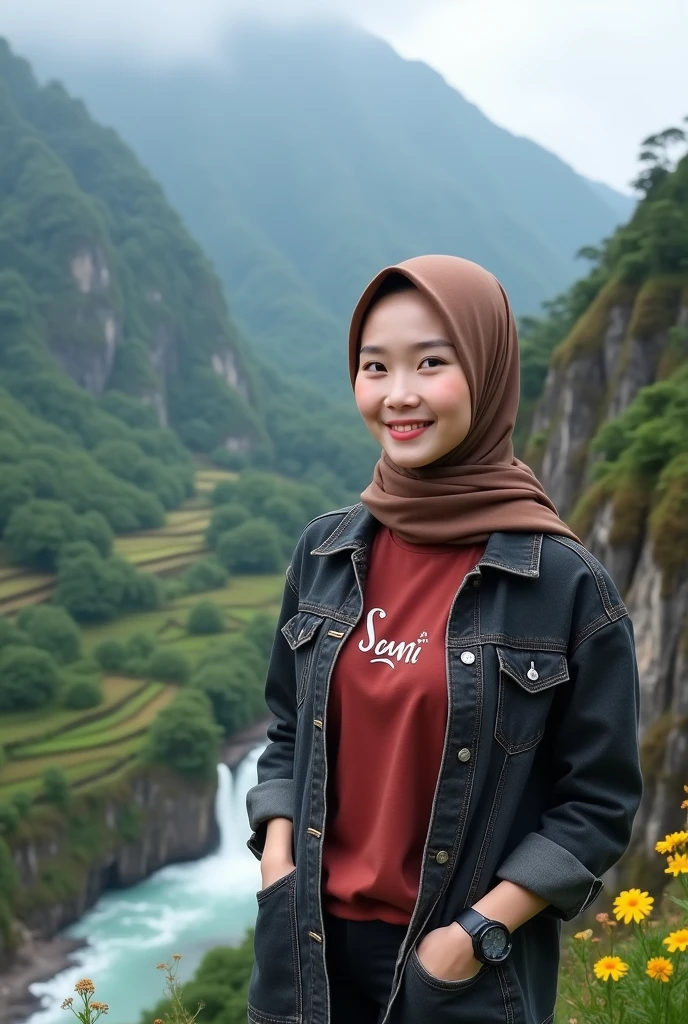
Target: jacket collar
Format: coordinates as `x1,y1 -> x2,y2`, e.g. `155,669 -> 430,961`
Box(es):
310,503 -> 542,578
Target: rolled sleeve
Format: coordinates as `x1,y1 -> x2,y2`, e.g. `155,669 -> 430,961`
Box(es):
495,613 -> 643,921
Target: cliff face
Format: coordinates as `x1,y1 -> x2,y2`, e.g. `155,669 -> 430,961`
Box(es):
6,767 -> 218,943
529,281 -> 688,888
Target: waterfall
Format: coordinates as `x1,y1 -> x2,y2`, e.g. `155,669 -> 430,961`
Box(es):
22,743 -> 269,1024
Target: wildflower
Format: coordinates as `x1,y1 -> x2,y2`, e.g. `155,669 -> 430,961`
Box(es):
91,1003 -> 109,1012
61,999 -> 73,1010
593,956 -> 629,982
663,929 -> 688,953
591,937 -> 602,943
172,953 -> 182,961
665,853 -> 688,876
656,831 -> 688,854
74,980 -> 96,995
613,888 -> 654,923
596,912 -> 609,923
574,929 -> 593,940
647,957 -> 674,982
156,963 -> 166,970
154,1019 -> 164,1023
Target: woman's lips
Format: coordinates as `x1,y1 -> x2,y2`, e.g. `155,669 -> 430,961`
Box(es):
386,422 -> 433,441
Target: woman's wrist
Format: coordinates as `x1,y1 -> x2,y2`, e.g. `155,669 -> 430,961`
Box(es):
263,816 -> 294,866
470,880 -> 549,932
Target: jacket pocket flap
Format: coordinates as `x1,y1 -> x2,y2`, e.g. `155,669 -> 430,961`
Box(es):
496,647 -> 569,692
281,611 -> 324,650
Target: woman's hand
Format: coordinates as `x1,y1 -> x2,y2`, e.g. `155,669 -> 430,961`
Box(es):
260,855 -> 295,891
415,923 -> 483,983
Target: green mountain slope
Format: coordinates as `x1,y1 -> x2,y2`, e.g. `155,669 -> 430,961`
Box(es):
24,21 -> 633,396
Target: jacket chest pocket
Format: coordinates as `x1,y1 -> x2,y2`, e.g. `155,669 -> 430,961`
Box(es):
281,610 -> 326,707
494,646 -> 569,754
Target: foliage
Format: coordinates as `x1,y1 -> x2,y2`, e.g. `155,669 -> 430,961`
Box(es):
0,644 -> 60,710
191,634 -> 266,733
557,782 -> 688,1022
187,600 -> 225,636
42,766 -> 72,805
146,690 -> 221,779
0,803 -> 20,836
55,547 -> 162,622
62,677 -> 103,710
216,519 -> 283,574
148,648 -> 190,685
16,604 -> 82,664
92,639 -> 126,672
140,941 -> 255,1024
177,557 -> 229,595
206,503 -> 251,547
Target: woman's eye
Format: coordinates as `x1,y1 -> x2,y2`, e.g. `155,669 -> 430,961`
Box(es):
420,357 -> 446,368
362,361 -> 386,372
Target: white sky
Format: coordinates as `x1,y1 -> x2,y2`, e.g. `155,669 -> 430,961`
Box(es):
1,0 -> 686,193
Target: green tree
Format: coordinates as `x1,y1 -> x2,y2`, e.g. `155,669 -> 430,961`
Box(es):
54,549 -> 124,622
0,645 -> 60,710
191,662 -> 260,734
0,804 -> 20,837
179,557 -> 228,595
187,600 -> 225,635
42,766 -> 71,805
3,499 -> 78,570
244,612 -> 278,668
146,691 -> 221,779
93,639 -> 126,672
16,605 -> 82,664
216,519 -> 283,574
148,648 -> 190,685
206,503 -> 251,547
62,677 -> 103,710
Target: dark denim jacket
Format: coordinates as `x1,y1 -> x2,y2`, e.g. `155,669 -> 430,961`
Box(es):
245,504 -> 643,1024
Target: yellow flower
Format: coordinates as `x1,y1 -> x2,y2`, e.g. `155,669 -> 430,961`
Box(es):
593,956 -> 629,982
656,831 -> 688,854
647,957 -> 674,982
663,929 -> 688,953
665,853 -> 688,876
613,888 -> 654,923
574,929 -> 593,940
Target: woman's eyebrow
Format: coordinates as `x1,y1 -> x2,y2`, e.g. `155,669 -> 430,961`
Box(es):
359,338 -> 455,355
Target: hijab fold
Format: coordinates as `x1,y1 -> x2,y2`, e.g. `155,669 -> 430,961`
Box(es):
348,255 -> 580,546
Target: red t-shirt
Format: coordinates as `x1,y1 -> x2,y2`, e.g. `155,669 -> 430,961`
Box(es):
321,526 -> 486,925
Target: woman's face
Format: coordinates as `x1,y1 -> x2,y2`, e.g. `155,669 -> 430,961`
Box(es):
354,287 -> 472,469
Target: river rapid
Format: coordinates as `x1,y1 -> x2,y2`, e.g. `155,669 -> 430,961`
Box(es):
21,746 -> 266,1024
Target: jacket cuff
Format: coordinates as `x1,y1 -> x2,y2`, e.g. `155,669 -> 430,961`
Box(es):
245,778 -> 294,861
494,832 -> 604,921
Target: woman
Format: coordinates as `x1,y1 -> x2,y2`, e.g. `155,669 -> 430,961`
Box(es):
245,255 -> 643,1024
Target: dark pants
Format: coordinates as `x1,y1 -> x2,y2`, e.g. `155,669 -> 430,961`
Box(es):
323,909 -> 407,1024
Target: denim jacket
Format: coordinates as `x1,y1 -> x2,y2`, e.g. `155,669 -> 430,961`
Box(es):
245,503 -> 643,1024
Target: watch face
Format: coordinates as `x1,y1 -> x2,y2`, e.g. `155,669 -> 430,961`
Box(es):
481,925 -> 508,959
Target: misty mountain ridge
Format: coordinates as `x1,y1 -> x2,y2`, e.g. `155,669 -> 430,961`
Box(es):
21,20 -> 633,396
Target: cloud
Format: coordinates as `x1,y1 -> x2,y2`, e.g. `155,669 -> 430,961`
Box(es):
0,0 -> 436,63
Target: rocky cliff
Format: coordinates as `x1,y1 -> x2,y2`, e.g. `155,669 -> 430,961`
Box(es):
2,766 -> 217,956
528,272 -> 688,891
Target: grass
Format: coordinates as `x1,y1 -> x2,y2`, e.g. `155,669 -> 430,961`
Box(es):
0,676 -> 146,747
0,745 -> 140,800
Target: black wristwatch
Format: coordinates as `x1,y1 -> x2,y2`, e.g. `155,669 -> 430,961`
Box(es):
455,907 -> 512,964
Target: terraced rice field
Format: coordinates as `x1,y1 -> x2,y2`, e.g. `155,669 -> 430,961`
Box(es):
0,467 -> 235,614
0,677 -> 177,802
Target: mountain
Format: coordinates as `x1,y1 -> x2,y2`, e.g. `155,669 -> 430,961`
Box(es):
522,138 -> 688,893
23,20 -> 630,396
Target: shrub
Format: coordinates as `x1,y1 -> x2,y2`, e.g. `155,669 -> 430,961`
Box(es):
191,662 -> 260,734
0,804 -> 20,837
146,691 -> 221,779
0,745 -> 5,771
93,639 -> 126,672
211,479 -> 239,506
4,499 -> 78,570
179,557 -> 229,594
16,605 -> 82,665
216,519 -> 283,574
42,767 -> 71,805
187,600 -> 225,635
62,677 -> 103,710
125,633 -> 156,660
10,791 -> 32,819
0,646 -> 60,710
244,612 -> 278,666
206,503 -> 250,548
55,549 -> 124,622
75,509 -> 113,558
0,617 -> 29,653
148,649 -> 190,685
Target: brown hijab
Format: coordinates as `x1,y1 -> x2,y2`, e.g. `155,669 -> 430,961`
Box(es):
348,255 -> 581,546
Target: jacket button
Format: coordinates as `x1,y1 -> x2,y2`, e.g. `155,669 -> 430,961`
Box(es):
460,651 -> 475,665
435,850 -> 449,865
457,747 -> 472,762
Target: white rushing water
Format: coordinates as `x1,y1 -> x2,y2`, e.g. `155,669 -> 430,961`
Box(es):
22,745 -> 267,1024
